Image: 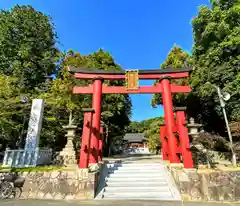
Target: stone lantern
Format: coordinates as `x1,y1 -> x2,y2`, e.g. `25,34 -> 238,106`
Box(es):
187,118 -> 207,168
187,117 -> 202,139
60,125 -> 77,167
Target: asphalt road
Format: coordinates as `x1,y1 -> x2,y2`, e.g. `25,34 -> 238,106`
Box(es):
0,200 -> 239,206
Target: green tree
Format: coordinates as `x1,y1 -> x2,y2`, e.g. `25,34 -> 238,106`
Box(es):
125,117 -> 164,152
0,5 -> 59,90
143,117 -> 164,152
190,0 -> 240,133
0,74 -> 21,148
0,5 -> 59,150
151,45 -> 192,107
44,66 -> 85,126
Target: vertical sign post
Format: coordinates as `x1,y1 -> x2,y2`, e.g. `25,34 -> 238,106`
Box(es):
25,99 -> 45,150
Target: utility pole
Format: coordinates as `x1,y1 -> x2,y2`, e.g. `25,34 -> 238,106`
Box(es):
207,82 -> 236,166
215,86 -> 237,166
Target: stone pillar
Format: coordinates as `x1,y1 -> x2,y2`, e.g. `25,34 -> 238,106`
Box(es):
25,99 -> 45,150
60,125 -> 77,166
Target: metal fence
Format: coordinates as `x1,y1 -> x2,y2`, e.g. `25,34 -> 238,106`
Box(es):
2,148 -> 52,168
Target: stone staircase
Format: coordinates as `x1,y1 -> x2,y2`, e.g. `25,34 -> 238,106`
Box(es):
96,160 -> 181,200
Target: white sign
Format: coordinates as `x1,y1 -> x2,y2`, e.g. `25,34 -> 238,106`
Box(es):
24,99 -> 45,150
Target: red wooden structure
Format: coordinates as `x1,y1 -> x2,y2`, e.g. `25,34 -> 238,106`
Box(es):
79,108 -> 94,168
159,107 -> 193,168
70,67 -> 193,168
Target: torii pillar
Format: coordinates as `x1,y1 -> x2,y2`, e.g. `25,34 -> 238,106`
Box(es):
98,121 -> 104,162
175,107 -> 193,168
160,123 -> 168,160
79,108 -> 95,168
88,77 -> 103,164
159,76 -> 180,163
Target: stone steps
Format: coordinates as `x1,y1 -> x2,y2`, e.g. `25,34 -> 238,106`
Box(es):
100,161 -> 180,200
102,197 -> 175,200
107,172 -> 165,178
106,163 -> 165,168
103,191 -> 173,199
105,181 -> 168,187
104,186 -> 170,192
106,176 -> 166,182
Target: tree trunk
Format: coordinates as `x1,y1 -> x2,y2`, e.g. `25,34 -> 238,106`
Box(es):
19,114 -> 27,149
103,125 -> 110,157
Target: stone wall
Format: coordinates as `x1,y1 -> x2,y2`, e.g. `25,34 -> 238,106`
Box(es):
1,169 -> 100,200
169,166 -> 240,201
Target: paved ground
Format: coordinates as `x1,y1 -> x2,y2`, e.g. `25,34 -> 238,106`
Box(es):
0,200 -> 240,206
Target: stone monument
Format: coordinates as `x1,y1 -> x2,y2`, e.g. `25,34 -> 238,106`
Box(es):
25,99 -> 45,150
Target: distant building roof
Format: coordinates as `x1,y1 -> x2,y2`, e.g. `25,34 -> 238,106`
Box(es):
123,133 -> 147,143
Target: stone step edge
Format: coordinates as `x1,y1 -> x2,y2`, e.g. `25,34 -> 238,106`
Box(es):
104,186 -> 171,191
105,183 -> 168,186
103,192 -> 172,197
101,197 -> 177,200
108,172 -> 166,175
106,163 -> 161,165
102,196 -> 176,201
103,192 -> 172,196
108,168 -> 166,170
106,177 -> 166,181
106,165 -> 165,167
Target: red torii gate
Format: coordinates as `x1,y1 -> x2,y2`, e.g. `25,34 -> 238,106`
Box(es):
69,67 -> 193,168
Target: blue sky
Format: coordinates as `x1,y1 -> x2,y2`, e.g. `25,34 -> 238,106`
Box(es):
0,0 -> 209,122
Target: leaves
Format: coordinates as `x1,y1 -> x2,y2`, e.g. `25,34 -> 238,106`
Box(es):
0,5 -> 59,90
150,1 -> 240,152
191,0 -> 240,128
151,45 -> 192,107
0,5 -> 59,150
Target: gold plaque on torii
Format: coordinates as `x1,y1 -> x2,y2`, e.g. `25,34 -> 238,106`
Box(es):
125,70 -> 139,90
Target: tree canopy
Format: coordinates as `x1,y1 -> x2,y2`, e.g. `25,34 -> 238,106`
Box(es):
150,1 -> 240,152
190,0 -> 240,132
0,5 -> 59,150
0,5 -> 59,90
151,45 -> 192,107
